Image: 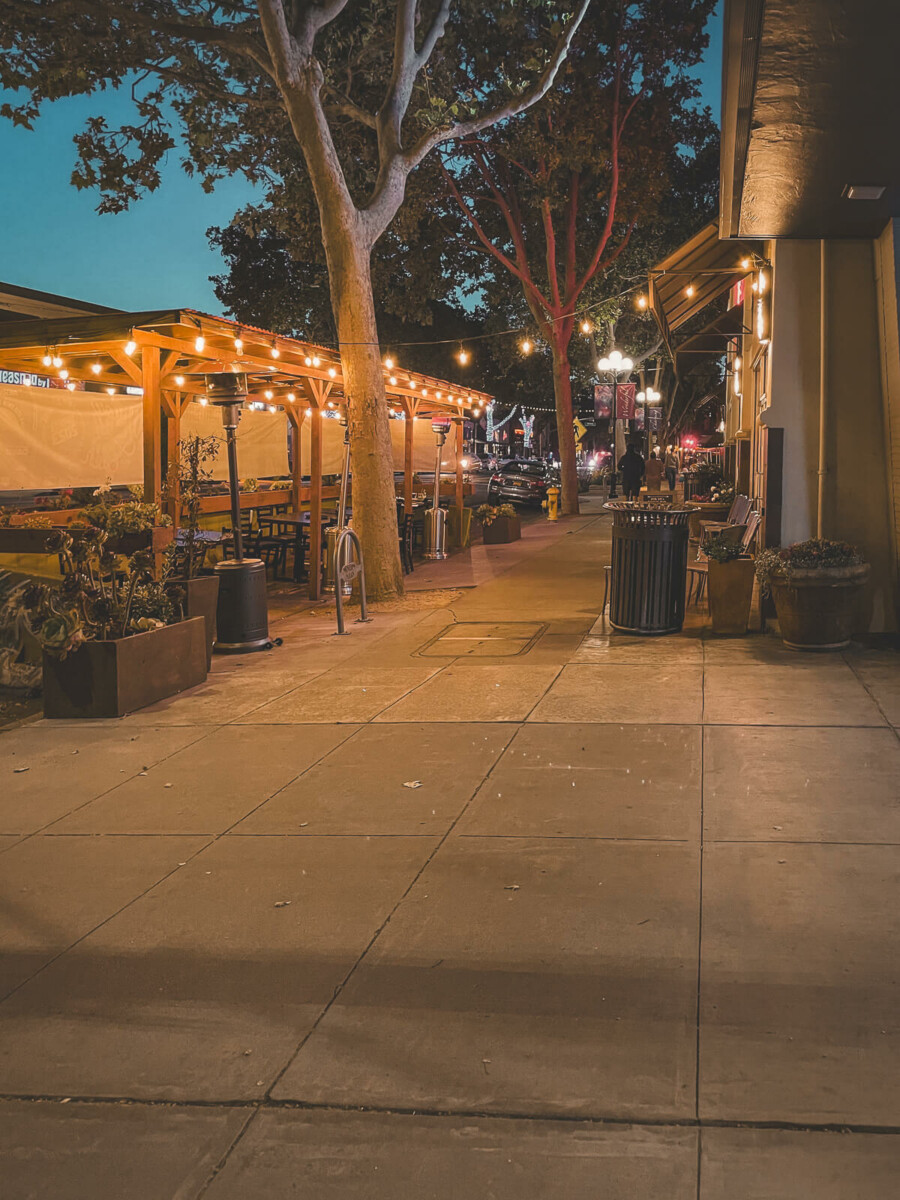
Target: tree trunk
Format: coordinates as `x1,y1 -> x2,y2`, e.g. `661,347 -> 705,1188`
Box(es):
327,235 -> 403,599
550,333 -> 580,516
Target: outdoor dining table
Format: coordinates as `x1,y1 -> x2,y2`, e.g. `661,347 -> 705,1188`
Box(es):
267,511 -> 343,583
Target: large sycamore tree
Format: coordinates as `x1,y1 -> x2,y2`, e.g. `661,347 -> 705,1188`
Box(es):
0,1 -> 589,597
441,0 -> 716,513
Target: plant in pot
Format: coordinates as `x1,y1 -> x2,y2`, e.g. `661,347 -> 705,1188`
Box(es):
164,435 -> 221,666
8,526 -> 207,718
71,482 -> 173,554
702,532 -> 755,636
755,538 -> 869,650
477,503 -> 521,545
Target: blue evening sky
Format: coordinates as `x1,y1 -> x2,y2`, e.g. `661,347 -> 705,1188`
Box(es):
0,4 -> 722,315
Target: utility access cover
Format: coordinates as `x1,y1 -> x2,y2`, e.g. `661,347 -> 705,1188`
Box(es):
418,622 -> 546,658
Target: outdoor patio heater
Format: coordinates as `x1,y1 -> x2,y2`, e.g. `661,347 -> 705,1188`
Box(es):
206,372 -> 272,652
424,415 -> 451,560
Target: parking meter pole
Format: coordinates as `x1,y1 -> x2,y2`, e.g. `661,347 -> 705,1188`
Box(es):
608,377 -> 619,499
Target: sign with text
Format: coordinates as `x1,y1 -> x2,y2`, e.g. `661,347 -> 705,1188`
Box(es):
594,383 -> 636,420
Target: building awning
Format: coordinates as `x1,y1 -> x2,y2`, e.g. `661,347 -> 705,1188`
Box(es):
673,303 -> 745,378
648,222 -> 760,353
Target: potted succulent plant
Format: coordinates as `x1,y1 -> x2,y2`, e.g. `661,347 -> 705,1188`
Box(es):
477,503 -> 521,545
703,532 -> 755,635
10,526 -> 206,718
755,538 -> 869,650
165,435 -> 221,666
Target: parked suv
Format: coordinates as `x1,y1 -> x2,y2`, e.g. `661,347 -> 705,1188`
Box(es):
487,459 -> 554,506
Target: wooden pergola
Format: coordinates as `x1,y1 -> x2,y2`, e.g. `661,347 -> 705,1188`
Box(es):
0,308 -> 492,597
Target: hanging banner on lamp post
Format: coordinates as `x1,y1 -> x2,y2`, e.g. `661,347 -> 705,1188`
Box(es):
593,383 -> 636,419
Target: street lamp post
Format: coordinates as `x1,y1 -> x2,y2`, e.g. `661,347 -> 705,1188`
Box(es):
637,386 -> 661,461
597,350 -> 634,499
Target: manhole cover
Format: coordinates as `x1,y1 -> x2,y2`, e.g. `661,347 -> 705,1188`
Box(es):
418,621 -> 546,658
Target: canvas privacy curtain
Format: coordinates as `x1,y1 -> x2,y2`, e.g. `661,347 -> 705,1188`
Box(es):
181,402 -> 290,480
0,383 -> 143,490
297,415 -> 459,475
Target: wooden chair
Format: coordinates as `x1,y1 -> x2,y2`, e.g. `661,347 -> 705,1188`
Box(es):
687,511 -> 761,605
698,494 -> 751,543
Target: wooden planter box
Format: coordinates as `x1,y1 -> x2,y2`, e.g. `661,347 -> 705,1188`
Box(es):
482,515 -> 522,545
167,573 -> 219,668
770,563 -> 870,650
708,557 -> 755,635
42,616 -> 207,719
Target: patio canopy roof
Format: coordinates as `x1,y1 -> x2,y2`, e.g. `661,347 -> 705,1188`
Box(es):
648,222 -> 761,354
0,307 -> 491,419
673,303 -> 745,378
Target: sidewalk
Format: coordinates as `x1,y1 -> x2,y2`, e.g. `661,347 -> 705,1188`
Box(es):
1,496 -> 898,1198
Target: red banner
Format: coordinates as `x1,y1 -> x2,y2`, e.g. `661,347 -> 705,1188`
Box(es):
594,382 -> 635,420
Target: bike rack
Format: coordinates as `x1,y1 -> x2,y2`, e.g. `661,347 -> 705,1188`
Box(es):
333,528 -> 373,636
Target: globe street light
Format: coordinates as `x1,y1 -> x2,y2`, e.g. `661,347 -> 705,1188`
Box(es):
597,350 -> 634,498
637,386 -> 661,459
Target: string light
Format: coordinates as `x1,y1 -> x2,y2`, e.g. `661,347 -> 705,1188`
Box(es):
637,295 -> 648,310
270,340 -> 280,359
106,387 -> 115,395
287,392 -> 295,402
175,375 -> 185,386
58,368 -> 68,380
124,340 -> 137,356
521,338 -> 532,355
580,319 -> 591,334
199,396 -> 208,406
326,400 -> 335,409
304,356 -> 312,366
42,350 -> 53,367
90,362 -> 102,374
328,366 -> 337,378
234,332 -> 244,353
311,355 -> 320,367
685,283 -> 695,298
384,356 -> 394,370
52,351 -> 63,368
264,389 -> 274,400
388,375 -> 398,386
457,347 -> 470,365
194,335 -> 205,352
740,257 -> 751,270
66,381 -> 76,391
305,407 -> 312,417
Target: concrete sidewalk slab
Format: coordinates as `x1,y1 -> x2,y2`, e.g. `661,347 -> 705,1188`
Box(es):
457,724 -> 701,841
702,662 -> 886,725
0,833 -> 209,997
0,835 -> 437,1101
50,724 -> 358,835
235,723 -> 513,836
204,1109 -> 698,1199
237,665 -> 439,723
703,726 -> 900,843
0,1100 -> 247,1200
376,664 -> 561,722
700,1127 -> 900,1199
528,664 -> 704,724
700,842 -> 900,1125
274,837 -> 699,1121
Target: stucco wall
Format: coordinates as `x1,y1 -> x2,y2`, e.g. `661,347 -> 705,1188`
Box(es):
874,219 -> 900,628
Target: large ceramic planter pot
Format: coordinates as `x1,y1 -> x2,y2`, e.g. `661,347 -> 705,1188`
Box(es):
42,616 -> 207,718
708,556 -> 755,635
770,563 -> 870,650
686,501 -> 731,540
482,515 -> 521,545
168,573 -> 219,667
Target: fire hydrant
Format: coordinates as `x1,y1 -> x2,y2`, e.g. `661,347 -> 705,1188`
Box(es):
542,485 -> 560,521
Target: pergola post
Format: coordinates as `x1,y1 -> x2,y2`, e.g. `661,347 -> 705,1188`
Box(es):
141,346 -> 162,504
308,406 -> 323,600
403,402 -> 415,516
286,405 -> 305,514
455,418 -> 464,522
162,390 -> 181,528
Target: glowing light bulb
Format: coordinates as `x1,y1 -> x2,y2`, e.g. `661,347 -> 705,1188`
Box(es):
194,336 -> 205,352
265,389 -> 274,400
59,369 -> 68,380
311,356 -> 320,367
199,396 -> 208,406
271,344 -> 280,359
52,353 -> 63,368
42,353 -> 52,367
269,405 -> 276,413
234,336 -> 243,353
421,387 -> 428,397
389,376 -> 398,386
287,393 -> 295,402
304,357 -> 312,367
457,348 -> 470,365
327,400 -> 335,409
328,367 -> 336,378
521,339 -> 532,355
125,340 -> 137,356
436,391 -> 442,400
106,387 -> 115,395
609,350 -> 623,366
173,375 -> 184,387
637,295 -> 648,310
685,283 -> 695,298
384,356 -> 394,370
740,257 -> 750,270
734,355 -> 742,370
66,381 -> 76,391
91,362 -> 102,374
580,319 -> 591,334
305,407 -> 312,417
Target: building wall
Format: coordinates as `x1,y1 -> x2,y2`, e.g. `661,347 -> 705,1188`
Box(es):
744,235 -> 899,632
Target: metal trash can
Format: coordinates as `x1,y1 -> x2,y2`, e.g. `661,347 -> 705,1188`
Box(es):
605,501 -> 691,634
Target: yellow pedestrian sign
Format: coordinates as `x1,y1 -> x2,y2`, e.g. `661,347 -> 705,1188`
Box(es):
573,417 -> 587,445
